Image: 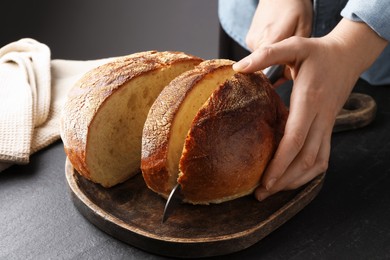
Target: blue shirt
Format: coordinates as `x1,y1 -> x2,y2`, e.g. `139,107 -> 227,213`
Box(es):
219,0 -> 390,85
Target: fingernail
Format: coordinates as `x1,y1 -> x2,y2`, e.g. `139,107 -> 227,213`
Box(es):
233,57 -> 251,71
256,190 -> 270,201
266,178 -> 277,191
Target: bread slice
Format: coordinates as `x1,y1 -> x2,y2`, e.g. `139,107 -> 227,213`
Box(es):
141,59 -> 237,197
178,72 -> 288,204
60,51 -> 202,187
141,60 -> 288,204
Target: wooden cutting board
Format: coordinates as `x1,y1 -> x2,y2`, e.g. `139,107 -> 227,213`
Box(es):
65,158 -> 325,258
64,92 -> 376,258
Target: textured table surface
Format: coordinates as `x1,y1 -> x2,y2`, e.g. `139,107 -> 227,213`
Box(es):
1,80 -> 390,260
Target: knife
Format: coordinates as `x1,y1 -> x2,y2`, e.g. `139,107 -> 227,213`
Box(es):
161,65 -> 285,223
263,65 -> 284,85
162,183 -> 183,223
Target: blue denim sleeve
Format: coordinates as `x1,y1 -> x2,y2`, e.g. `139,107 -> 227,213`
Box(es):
341,0 -> 390,41
218,0 -> 258,50
341,0 -> 390,85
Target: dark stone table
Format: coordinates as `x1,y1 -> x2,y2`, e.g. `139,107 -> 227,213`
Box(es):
1,79 -> 389,259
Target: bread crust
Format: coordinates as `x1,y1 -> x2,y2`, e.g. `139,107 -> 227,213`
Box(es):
178,72 -> 288,204
61,51 -> 202,187
141,59 -> 235,196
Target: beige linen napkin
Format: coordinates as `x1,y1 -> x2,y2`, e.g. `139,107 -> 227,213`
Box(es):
0,38 -> 114,172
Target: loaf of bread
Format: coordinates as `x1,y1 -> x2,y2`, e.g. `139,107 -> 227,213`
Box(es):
141,59 -> 288,204
60,51 -> 202,187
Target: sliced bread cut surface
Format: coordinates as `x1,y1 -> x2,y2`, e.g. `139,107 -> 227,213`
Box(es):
61,51 -> 202,187
141,59 -> 236,197
178,72 -> 288,204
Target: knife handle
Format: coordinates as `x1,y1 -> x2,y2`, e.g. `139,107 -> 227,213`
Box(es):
263,65 -> 284,84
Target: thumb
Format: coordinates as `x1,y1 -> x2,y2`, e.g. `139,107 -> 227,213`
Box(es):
233,37 -> 305,73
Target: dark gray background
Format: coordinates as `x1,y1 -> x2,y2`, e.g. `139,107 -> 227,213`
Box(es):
1,0 -> 219,60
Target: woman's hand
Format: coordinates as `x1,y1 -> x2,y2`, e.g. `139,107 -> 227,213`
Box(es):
246,0 -> 313,50
234,19 -> 388,201
246,0 -> 313,84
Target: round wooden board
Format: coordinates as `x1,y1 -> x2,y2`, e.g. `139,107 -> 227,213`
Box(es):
65,158 -> 325,258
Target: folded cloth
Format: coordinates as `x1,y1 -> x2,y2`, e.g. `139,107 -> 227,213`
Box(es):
0,38 -> 114,172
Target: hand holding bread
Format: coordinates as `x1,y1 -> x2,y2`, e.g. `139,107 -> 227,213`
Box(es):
234,18 -> 388,201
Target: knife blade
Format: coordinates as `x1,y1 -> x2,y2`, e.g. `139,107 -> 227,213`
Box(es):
162,183 -> 183,223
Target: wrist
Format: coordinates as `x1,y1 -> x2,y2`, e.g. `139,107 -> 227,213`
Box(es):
325,18 -> 388,75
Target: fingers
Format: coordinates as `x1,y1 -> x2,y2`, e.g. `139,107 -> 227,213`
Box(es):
245,0 -> 291,51
246,14 -> 297,51
255,141 -> 329,201
272,66 -> 292,88
245,0 -> 313,51
285,137 -> 330,190
273,77 -> 289,88
261,88 -> 317,187
254,112 -> 332,201
233,37 -> 308,73
233,35 -> 335,203
254,138 -> 329,201
253,71 -> 333,201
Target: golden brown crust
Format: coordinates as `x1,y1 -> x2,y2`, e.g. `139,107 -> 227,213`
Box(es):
61,51 -> 202,186
141,59 -> 235,195
178,72 -> 288,204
